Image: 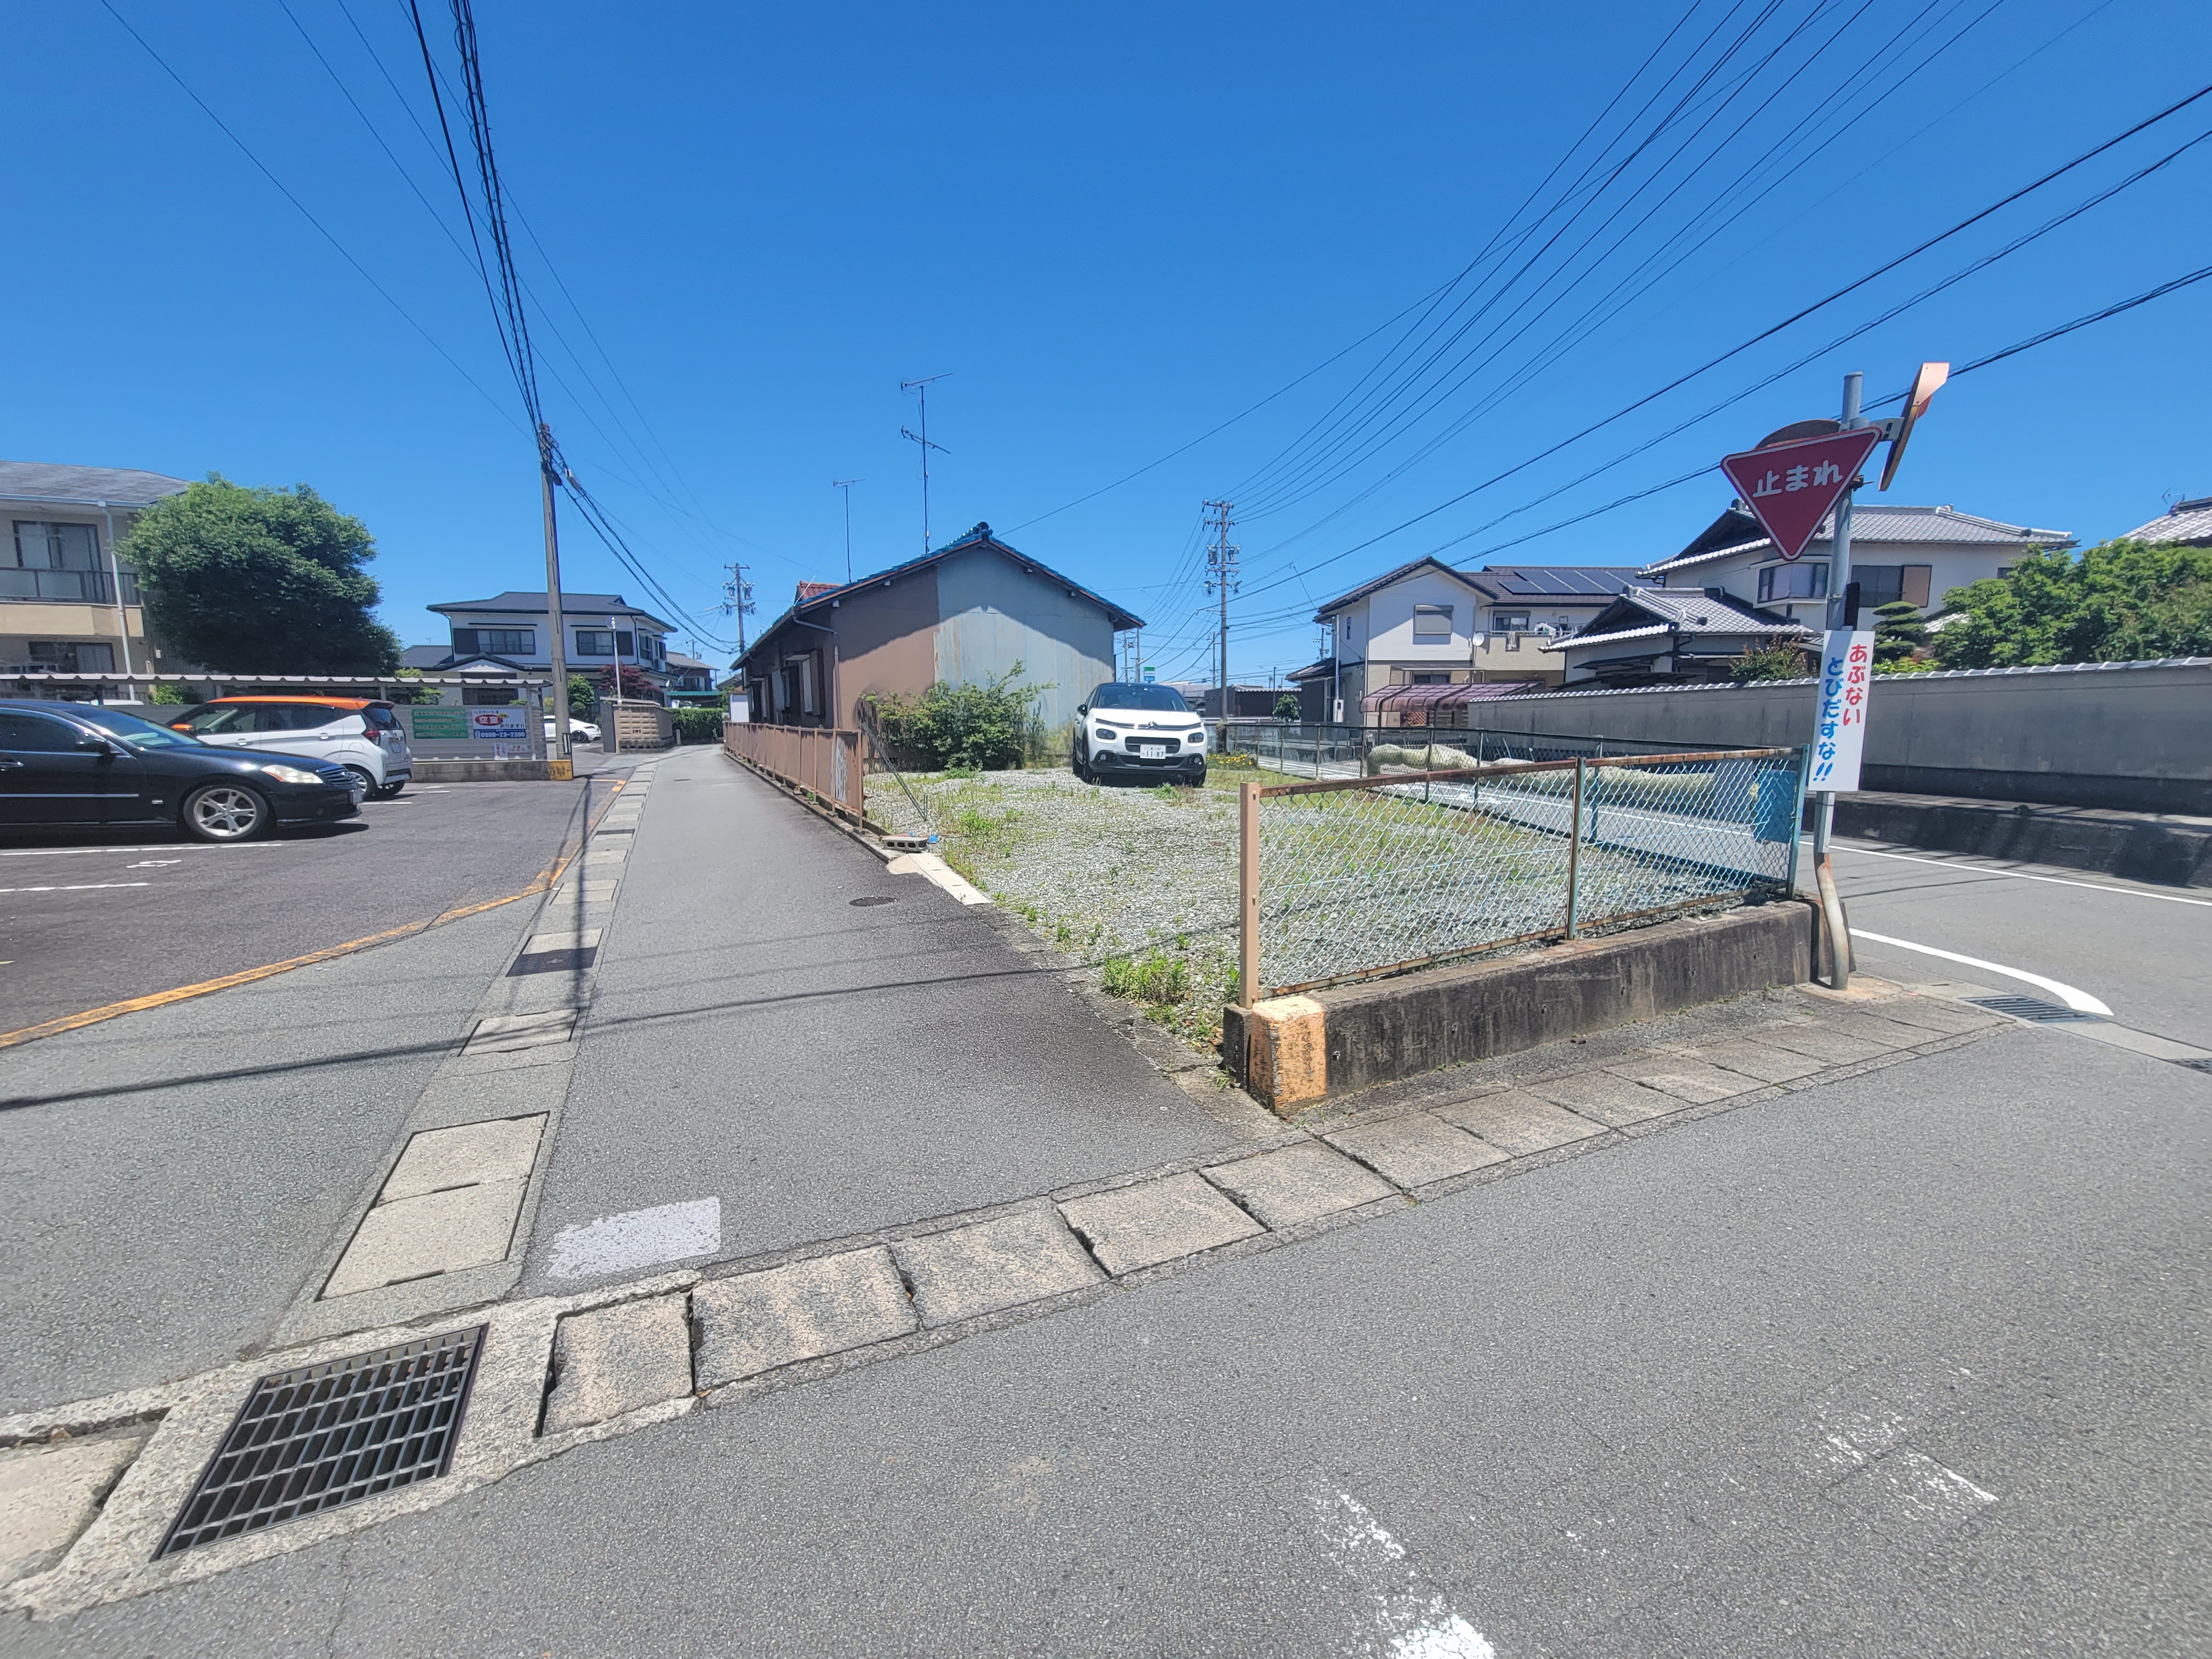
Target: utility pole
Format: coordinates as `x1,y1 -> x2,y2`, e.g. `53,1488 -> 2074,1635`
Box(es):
899,374 -> 950,557
722,562 -> 755,654
1204,498 -> 1238,721
831,479 -> 863,584
537,423 -> 572,766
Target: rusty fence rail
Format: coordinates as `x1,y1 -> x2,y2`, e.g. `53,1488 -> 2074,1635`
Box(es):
1237,747 -> 1808,1001
724,722 -> 865,822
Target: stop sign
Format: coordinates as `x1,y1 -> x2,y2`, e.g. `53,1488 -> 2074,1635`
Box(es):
1719,426 -> 1884,562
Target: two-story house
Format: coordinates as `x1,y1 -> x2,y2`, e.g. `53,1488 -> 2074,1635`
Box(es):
1299,557 -> 1651,720
3,460 -> 189,689
424,591 -> 676,695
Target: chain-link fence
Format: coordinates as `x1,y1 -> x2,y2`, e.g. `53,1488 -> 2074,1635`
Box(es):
1240,747 -> 1805,998
1216,720 -> 1695,781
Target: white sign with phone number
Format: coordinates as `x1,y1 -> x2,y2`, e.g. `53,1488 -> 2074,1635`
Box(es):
1810,628 -> 1874,793
469,708 -> 528,741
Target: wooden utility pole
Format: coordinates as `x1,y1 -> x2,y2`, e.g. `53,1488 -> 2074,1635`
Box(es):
537,424 -> 572,768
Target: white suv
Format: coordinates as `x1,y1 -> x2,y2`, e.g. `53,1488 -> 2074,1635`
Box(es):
1070,682 -> 1207,784
171,697 -> 413,798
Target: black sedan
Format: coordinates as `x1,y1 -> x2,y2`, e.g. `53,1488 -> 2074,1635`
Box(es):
0,700 -> 360,842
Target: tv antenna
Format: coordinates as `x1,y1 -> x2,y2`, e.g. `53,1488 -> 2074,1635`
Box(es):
899,373 -> 950,556
831,478 -> 863,583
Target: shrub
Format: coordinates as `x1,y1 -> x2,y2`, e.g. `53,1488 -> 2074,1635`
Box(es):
568,673 -> 599,716
1731,644 -> 1810,682
673,706 -> 724,743
147,682 -> 188,706
1102,949 -> 1189,1006
863,664 -> 1048,770
1272,693 -> 1301,720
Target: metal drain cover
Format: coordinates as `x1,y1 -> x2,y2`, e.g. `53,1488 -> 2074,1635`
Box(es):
156,1327 -> 484,1558
2180,1057 -> 2212,1075
1967,994 -> 2106,1024
510,945 -> 599,975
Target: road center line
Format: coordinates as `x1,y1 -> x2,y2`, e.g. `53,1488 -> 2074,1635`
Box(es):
1818,839 -> 2212,909
1849,929 -> 2113,1017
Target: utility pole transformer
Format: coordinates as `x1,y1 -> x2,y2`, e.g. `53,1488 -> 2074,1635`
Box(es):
537,423 -> 572,766
723,562 -> 755,656
1204,498 -> 1238,721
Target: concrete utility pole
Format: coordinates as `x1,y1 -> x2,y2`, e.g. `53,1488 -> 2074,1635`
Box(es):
537,424 -> 573,766
1205,499 -> 1238,720
723,562 -> 755,656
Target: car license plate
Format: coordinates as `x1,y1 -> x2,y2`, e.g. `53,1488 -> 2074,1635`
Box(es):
1136,743 -> 1167,758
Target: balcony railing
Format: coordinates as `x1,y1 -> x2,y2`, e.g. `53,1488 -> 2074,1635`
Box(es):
0,568 -> 139,605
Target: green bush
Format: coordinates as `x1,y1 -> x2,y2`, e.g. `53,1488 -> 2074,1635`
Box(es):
147,682 -> 188,706
1272,693 -> 1301,720
673,706 -> 724,743
1933,538 -> 2212,667
863,664 -> 1049,771
568,673 -> 599,716
1731,644 -> 1810,681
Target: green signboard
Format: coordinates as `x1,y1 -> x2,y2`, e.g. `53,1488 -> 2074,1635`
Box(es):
410,707 -> 468,740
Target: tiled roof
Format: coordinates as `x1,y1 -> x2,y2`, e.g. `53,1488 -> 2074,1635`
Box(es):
0,460 -> 190,506
1546,586 -> 1813,652
794,582 -> 840,601
2121,496 -> 2212,545
1539,622 -> 1674,653
1310,556 -> 1480,620
428,591 -> 676,631
1644,502 -> 2075,575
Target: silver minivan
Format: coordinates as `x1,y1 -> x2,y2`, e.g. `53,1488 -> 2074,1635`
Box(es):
171,697 -> 413,798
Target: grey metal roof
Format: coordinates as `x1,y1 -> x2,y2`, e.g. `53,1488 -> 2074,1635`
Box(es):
0,461 -> 190,507
1463,564 -> 1650,600
428,591 -> 676,631
1309,556 -> 1479,622
2121,496 -> 2212,545
1644,502 -> 2075,576
400,644 -> 451,669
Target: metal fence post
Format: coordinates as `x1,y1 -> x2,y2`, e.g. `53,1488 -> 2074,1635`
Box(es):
1786,744 -> 1810,895
1239,780 -> 1261,1006
1564,757 -> 1585,939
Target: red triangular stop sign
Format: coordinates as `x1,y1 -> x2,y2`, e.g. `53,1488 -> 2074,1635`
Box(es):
1719,426 -> 1884,562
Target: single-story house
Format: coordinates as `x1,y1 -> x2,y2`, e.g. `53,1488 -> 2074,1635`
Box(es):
1543,585 -> 1814,686
1641,501 -> 2074,627
423,590 -> 676,691
3,460 -> 189,690
2121,495 -> 2212,546
732,522 -> 1141,733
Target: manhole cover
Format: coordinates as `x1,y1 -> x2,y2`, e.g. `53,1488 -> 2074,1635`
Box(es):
156,1327 -> 484,1558
1966,994 -> 2105,1024
849,896 -> 897,908
509,946 -> 599,975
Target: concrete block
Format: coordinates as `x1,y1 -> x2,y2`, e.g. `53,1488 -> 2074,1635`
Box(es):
1058,1173 -> 1263,1276
1815,1008 -> 1949,1050
1434,1090 -> 1605,1155
1688,1039 -> 1829,1084
1242,995 -> 1328,1115
1745,1021 -> 1893,1065
524,928 -> 602,954
381,1115 -> 546,1201
1867,996 -> 2004,1037
1325,1113 -> 1508,1187
541,1293 -> 695,1434
465,1009 -> 577,1055
1525,1070 -> 1682,1127
692,1246 -> 916,1385
0,1431 -> 148,1585
323,1178 -> 526,1297
1203,1143 -> 1397,1230
1605,1054 -> 1763,1105
896,1206 -> 1104,1326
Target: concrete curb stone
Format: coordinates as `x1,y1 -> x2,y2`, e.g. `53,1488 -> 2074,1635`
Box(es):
1058,1172 -> 1264,1276
691,1246 -> 917,1387
1201,1142 -> 1398,1229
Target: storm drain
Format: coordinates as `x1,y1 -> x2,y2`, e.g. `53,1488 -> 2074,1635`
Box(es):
2180,1058 -> 2212,1075
1967,995 -> 2106,1024
510,946 -> 599,975
155,1328 -> 484,1559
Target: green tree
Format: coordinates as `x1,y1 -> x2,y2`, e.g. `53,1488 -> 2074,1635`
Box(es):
863,663 -> 1045,771
567,673 -> 599,716
1933,538 -> 2212,668
119,476 -> 399,673
1730,643 -> 1809,682
1272,692 -> 1301,720
1870,599 -> 1927,667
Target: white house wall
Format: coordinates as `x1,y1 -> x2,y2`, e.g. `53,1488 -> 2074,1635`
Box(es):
1666,538 -> 2030,618
930,548 -> 1115,731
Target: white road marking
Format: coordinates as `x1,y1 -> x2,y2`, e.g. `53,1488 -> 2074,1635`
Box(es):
1311,1492 -> 1495,1659
1849,929 -> 2113,1017
546,1197 -> 721,1280
0,843 -> 289,857
0,882 -> 154,894
1821,839 -> 2212,909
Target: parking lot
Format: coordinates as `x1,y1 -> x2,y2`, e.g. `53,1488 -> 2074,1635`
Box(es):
0,773 -> 629,1039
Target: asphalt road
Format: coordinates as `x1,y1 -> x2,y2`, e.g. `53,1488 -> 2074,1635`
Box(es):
15,1028 -> 2206,1657
0,775 -> 623,1036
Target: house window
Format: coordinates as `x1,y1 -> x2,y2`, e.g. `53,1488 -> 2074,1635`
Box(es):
1412,604 -> 1454,639
1408,672 -> 1453,685
12,521 -> 100,572
6,521 -> 127,603
1758,562 -> 1828,603
27,641 -> 115,673
1489,610 -> 1530,634
470,628 -> 534,656
574,628 -> 614,657
1853,566 -> 1905,608
462,686 -> 518,706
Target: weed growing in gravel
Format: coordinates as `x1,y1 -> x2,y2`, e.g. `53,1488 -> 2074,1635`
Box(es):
1101,949 -> 1189,1007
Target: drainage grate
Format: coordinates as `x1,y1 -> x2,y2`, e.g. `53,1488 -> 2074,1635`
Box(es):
156,1327 -> 484,1559
1967,994 -> 2106,1024
849,896 -> 897,907
2180,1057 -> 2212,1075
509,946 -> 598,975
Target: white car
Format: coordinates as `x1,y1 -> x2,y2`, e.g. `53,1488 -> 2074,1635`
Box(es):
545,716 -> 602,744
171,696 -> 412,798
1070,682 -> 1207,783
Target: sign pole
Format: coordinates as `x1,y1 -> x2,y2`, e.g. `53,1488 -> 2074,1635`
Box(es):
1813,371 -> 1865,989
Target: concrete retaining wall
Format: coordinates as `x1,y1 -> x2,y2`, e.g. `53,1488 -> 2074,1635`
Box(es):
1227,900 -> 1818,1113
1832,793 -> 2212,887
1452,658 -> 2212,814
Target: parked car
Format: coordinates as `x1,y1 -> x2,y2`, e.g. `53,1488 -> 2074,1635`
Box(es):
0,701 -> 360,842
1070,682 -> 1207,784
170,696 -> 411,798
545,715 -> 602,743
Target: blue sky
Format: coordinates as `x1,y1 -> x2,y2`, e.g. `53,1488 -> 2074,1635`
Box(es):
10,1 -> 2208,683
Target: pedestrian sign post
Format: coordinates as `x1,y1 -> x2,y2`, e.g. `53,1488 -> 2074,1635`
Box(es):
1719,426 -> 1883,562
1810,628 -> 1875,793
